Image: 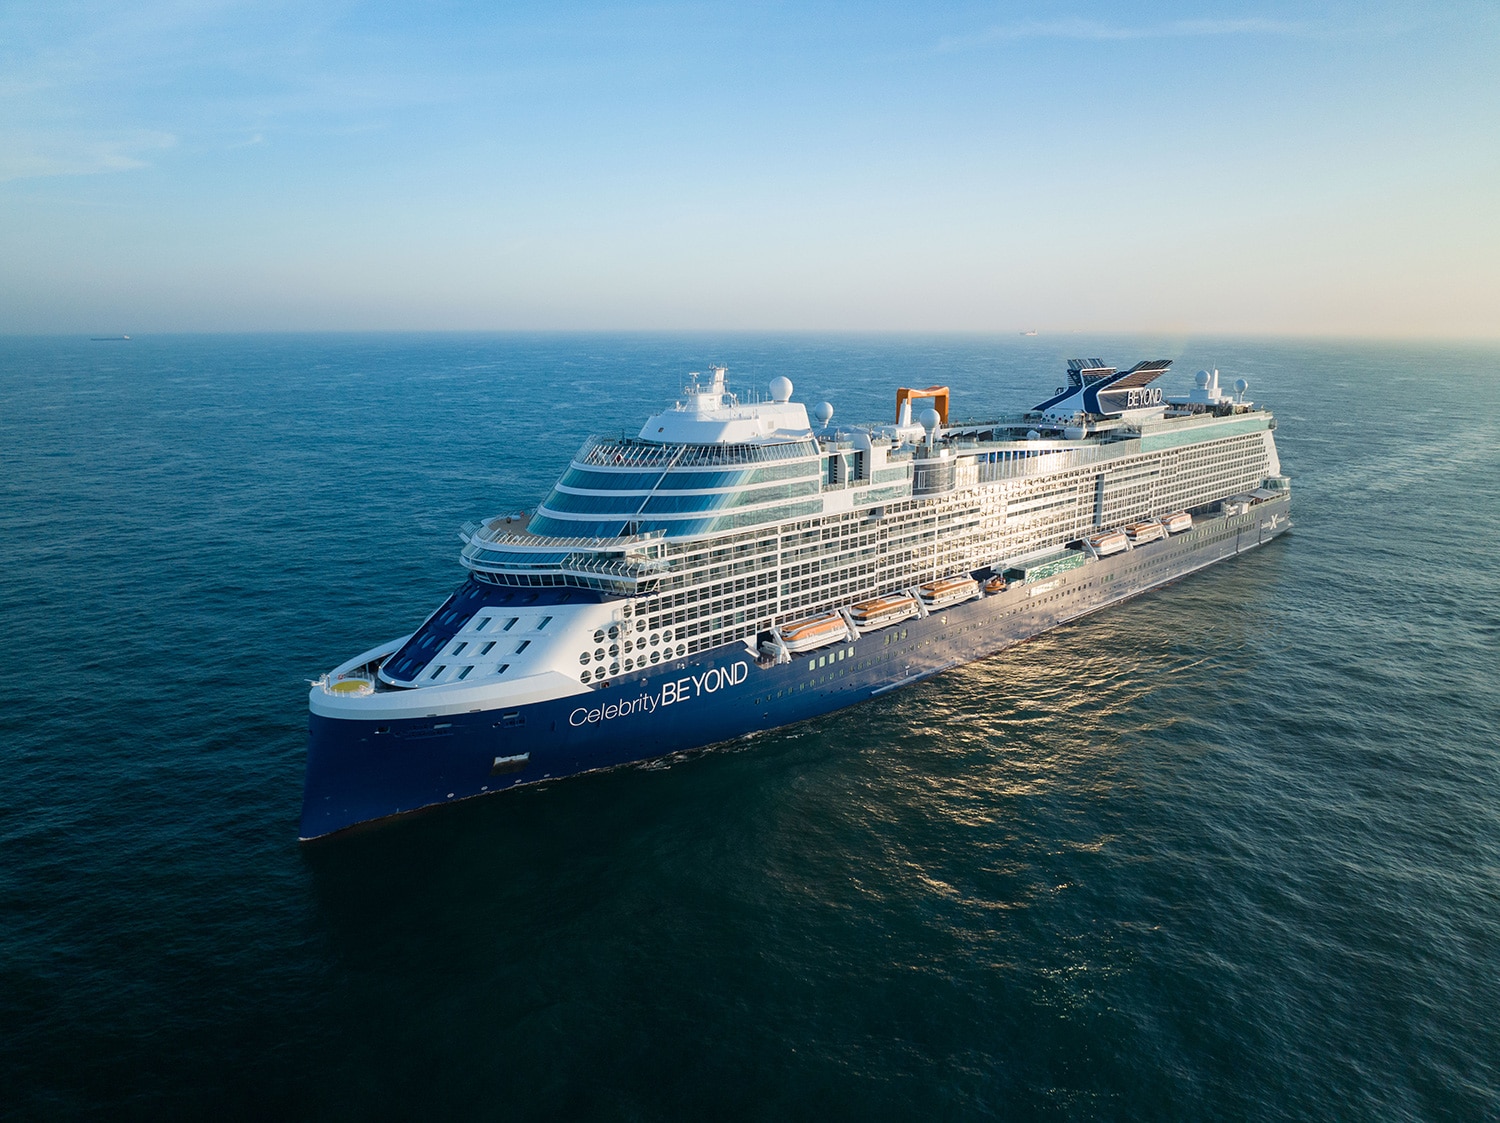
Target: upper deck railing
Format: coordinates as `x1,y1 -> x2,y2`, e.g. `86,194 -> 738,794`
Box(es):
577,436 -> 819,469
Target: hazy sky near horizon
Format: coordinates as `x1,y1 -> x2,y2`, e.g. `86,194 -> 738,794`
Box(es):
2,1 -> 1497,336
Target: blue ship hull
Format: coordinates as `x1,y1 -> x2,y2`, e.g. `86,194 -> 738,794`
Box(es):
301,499 -> 1289,839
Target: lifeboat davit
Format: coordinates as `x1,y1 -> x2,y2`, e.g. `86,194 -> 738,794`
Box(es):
849,593 -> 919,631
917,576 -> 980,609
984,575 -> 1007,595
1163,511 -> 1192,534
768,612 -> 849,654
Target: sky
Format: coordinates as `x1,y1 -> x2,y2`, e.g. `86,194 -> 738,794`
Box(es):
1,1 -> 1497,336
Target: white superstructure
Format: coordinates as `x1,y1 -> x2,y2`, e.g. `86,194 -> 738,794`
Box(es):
313,360 -> 1282,715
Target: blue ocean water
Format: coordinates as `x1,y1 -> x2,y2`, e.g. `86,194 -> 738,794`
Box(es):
2,333 -> 1498,1120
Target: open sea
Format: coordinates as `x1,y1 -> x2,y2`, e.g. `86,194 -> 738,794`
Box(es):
2,333 -> 1498,1121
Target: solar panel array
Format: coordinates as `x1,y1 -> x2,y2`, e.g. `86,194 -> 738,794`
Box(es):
1108,358 -> 1173,390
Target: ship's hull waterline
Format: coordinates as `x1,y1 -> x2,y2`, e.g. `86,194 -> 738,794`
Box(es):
301,497 -> 1289,840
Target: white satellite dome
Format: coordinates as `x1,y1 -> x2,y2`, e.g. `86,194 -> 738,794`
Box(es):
813,401 -> 834,426
769,376 -> 793,403
1195,370 -> 1211,388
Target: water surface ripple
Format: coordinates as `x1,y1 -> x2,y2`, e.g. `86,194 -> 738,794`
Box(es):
2,334 -> 1497,1120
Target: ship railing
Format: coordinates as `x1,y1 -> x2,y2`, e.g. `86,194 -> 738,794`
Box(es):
576,436 -> 819,469
473,526 -> 667,550
464,548 -> 670,579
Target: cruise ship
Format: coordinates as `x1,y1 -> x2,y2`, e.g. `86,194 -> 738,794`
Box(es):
301,359 -> 1291,839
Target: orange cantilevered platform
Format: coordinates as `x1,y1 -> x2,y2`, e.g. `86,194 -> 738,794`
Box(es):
895,386 -> 950,426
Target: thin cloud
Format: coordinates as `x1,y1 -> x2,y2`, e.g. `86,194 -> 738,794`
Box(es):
935,17 -> 1310,52
0,130 -> 176,182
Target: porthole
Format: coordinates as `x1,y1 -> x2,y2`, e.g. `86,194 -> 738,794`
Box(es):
650,633 -> 660,646
580,672 -> 590,684
624,657 -> 635,672
649,651 -> 660,664
594,647 -> 605,661
579,652 -> 590,665
593,629 -> 605,643
607,625 -> 620,640
675,644 -> 685,657
609,643 -> 619,657
622,638 -> 634,653
609,661 -> 620,675
663,629 -> 674,643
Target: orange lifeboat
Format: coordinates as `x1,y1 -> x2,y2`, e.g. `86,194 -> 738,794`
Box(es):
850,594 -> 919,631
1086,529 -> 1129,557
1124,519 -> 1166,545
1163,511 -> 1192,534
917,576 -> 980,609
773,612 -> 849,654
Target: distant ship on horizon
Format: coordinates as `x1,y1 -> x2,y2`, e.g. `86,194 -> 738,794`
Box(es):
89,335 -> 130,341
1021,329 -> 1038,336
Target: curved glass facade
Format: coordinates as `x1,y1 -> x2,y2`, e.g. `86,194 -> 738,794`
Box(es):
524,516 -> 628,539
525,494 -> 826,542
515,439 -> 824,545
539,491 -> 650,515
556,468 -> 665,491
540,479 -> 820,521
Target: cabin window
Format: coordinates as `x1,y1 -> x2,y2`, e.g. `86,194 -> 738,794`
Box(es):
537,616 -> 552,629
515,640 -> 531,653
497,663 -> 510,674
503,617 -> 519,631
481,641 -> 495,655
475,617 -> 492,631
457,666 -> 474,680
451,641 -> 468,655
429,665 -> 447,680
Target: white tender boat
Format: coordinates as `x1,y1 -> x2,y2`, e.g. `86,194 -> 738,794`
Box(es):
1125,519 -> 1166,545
